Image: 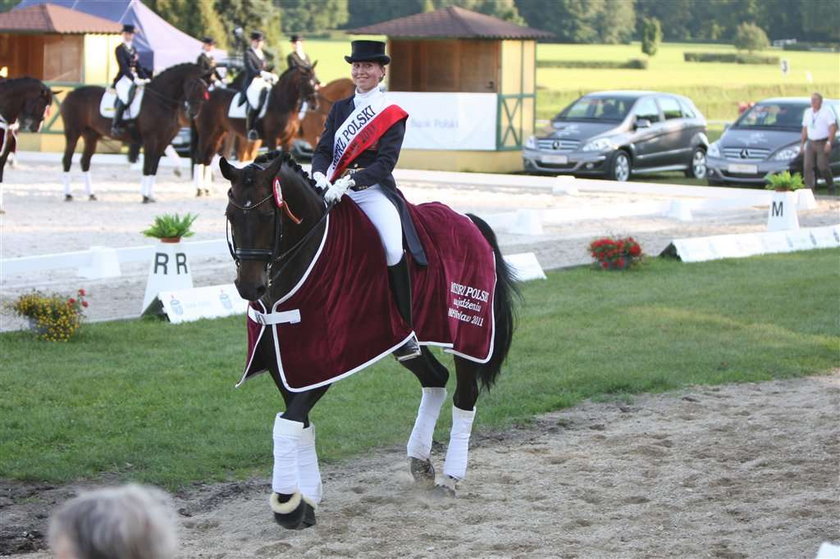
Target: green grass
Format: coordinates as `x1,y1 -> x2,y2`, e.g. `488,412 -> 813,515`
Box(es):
2,251 -> 838,488
302,39 -> 840,123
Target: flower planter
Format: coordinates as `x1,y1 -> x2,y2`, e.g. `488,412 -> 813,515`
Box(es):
159,237 -> 182,244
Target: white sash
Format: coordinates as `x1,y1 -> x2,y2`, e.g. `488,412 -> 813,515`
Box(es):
326,96 -> 388,181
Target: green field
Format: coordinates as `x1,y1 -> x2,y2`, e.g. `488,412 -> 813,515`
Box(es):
2,251 -> 838,488
305,39 -> 840,123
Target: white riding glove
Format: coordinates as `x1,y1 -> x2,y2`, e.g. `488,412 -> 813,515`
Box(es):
133,77 -> 149,85
312,171 -> 331,191
324,176 -> 354,204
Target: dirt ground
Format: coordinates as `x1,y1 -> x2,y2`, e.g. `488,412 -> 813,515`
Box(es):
1,160 -> 839,558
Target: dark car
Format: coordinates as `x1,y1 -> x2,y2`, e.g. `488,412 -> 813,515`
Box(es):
522,90 -> 709,181
706,97 -> 840,187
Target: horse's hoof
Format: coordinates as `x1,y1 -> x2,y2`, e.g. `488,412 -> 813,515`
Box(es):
195,189 -> 203,197
269,492 -> 307,529
410,457 -> 435,486
88,194 -> 98,201
64,194 -> 73,202
203,188 -> 210,196
433,475 -> 458,498
142,196 -> 156,204
295,502 -> 317,530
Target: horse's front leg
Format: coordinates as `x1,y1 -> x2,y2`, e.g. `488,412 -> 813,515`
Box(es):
268,366 -> 329,529
141,140 -> 164,203
400,348 -> 450,486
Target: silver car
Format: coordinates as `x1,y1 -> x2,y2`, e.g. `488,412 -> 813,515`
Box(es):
706,97 -> 840,186
522,90 -> 709,181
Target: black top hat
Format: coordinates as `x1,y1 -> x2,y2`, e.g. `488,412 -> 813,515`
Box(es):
201,36 -> 215,45
290,34 -> 302,43
344,40 -> 390,65
250,30 -> 264,41
121,23 -> 136,34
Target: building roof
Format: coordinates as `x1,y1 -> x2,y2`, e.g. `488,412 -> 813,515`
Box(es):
347,6 -> 553,40
0,3 -> 121,34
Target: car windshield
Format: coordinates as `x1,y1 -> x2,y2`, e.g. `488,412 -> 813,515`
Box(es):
734,102 -> 806,130
554,96 -> 635,122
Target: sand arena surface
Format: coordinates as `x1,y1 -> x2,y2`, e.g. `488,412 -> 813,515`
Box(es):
1,159 -> 838,558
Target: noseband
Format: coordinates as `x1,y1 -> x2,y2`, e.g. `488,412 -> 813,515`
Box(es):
226,190 -> 278,264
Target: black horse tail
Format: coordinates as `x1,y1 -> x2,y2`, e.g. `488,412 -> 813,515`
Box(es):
467,213 -> 520,391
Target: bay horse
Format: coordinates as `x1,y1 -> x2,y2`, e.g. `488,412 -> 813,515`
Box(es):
220,151 -> 518,529
298,78 -> 353,151
0,77 -> 54,213
192,65 -> 319,194
60,63 -> 209,202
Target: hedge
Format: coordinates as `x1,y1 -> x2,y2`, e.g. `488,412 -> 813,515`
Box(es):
536,59 -> 648,70
683,52 -> 779,64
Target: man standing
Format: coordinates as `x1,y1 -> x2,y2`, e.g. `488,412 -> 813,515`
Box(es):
197,37 -> 224,87
801,92 -> 837,194
111,24 -> 150,136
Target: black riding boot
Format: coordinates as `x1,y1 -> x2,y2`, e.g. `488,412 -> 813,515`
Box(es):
388,255 -> 422,361
111,101 -> 126,136
246,108 -> 259,141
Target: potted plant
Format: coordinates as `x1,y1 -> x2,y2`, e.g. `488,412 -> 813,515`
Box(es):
765,171 -> 805,192
588,236 -> 643,270
7,288 -> 89,341
142,213 -> 198,243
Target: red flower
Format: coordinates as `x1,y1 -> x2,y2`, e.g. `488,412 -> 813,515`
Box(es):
600,261 -> 609,269
629,244 -> 641,256
78,288 -> 86,296
67,298 -> 76,305
82,301 -> 89,308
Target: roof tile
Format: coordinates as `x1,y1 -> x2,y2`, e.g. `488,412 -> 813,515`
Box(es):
0,3 -> 122,34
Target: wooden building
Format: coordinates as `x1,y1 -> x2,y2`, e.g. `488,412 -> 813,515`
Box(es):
348,6 -> 551,173
0,3 -> 121,151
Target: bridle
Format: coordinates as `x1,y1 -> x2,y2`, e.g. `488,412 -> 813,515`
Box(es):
226,170 -> 333,287
143,77 -> 207,116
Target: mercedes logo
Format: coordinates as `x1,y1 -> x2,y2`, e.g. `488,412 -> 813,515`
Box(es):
740,148 -> 750,159
552,140 -> 561,150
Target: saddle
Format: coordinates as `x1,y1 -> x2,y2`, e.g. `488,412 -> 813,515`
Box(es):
228,76 -> 272,119
240,198 -> 497,391
99,82 -> 145,120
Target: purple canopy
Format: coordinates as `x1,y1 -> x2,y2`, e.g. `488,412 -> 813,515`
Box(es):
14,0 -> 226,73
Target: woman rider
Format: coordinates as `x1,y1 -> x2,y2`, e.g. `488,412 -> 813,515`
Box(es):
310,40 -> 422,362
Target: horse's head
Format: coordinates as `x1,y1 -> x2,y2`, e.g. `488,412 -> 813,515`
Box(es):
19,82 -> 53,132
221,151 -> 323,302
298,62 -> 320,112
183,77 -> 209,119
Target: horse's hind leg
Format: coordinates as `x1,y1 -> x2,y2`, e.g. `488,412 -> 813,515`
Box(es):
400,348 -> 450,486
79,131 -> 99,200
437,356 -> 480,495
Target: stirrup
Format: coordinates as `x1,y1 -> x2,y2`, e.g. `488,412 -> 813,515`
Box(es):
393,335 -> 421,362
247,129 -> 259,141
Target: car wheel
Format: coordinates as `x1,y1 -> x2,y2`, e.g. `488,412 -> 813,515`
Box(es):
608,151 -> 631,182
685,147 -> 707,179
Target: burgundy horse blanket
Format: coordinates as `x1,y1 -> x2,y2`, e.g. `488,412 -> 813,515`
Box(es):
239,197 -> 497,392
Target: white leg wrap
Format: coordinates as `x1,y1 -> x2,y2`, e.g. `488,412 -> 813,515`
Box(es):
203,163 -> 212,186
272,415 -> 303,495
406,387 -> 447,460
298,424 -> 322,505
164,144 -> 182,168
193,164 -> 205,190
442,405 -> 476,481
82,172 -> 93,196
146,175 -> 156,198
61,172 -> 71,196
140,175 -> 149,197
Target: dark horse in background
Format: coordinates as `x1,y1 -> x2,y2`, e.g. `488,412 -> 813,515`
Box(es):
0,76 -> 55,213
191,65 -> 319,195
220,151 -> 518,529
60,63 -> 209,203
298,78 -> 353,153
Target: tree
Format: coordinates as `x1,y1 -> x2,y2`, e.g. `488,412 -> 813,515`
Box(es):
346,0 -> 426,28
517,0 -> 601,42
733,22 -> 769,52
215,0 -> 283,55
275,0 -> 349,33
595,0 -> 636,44
148,0 -> 229,48
641,17 -> 661,57
801,0 -> 840,41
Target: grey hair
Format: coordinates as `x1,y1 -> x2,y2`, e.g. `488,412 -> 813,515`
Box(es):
812,92 -> 823,102
48,484 -> 178,559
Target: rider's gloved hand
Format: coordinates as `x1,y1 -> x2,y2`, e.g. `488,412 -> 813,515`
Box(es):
324,176 -> 354,204
133,77 -> 149,85
312,171 -> 331,191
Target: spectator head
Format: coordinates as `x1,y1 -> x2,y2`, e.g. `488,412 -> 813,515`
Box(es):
48,484 -> 178,559
811,92 -> 823,110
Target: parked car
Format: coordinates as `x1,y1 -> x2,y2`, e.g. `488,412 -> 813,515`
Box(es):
522,90 -> 708,181
706,97 -> 840,187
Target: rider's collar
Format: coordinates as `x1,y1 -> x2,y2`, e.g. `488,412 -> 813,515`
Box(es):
353,87 -> 383,109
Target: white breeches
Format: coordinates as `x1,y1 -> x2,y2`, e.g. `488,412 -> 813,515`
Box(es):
115,76 -> 133,104
347,184 -> 403,266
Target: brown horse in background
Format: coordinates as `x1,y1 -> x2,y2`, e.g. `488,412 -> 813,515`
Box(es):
60,62 -> 209,202
298,78 -> 353,151
0,76 -> 54,212
192,64 -> 319,193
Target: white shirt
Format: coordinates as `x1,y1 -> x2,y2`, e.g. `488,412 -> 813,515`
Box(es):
353,87 -> 384,109
802,105 -> 837,140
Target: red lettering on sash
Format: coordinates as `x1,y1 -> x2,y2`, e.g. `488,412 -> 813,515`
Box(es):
329,105 -> 408,182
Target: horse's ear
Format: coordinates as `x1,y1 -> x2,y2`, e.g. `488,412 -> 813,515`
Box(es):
262,153 -> 285,177
219,157 -> 234,180
51,89 -> 62,96
311,60 -> 318,69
